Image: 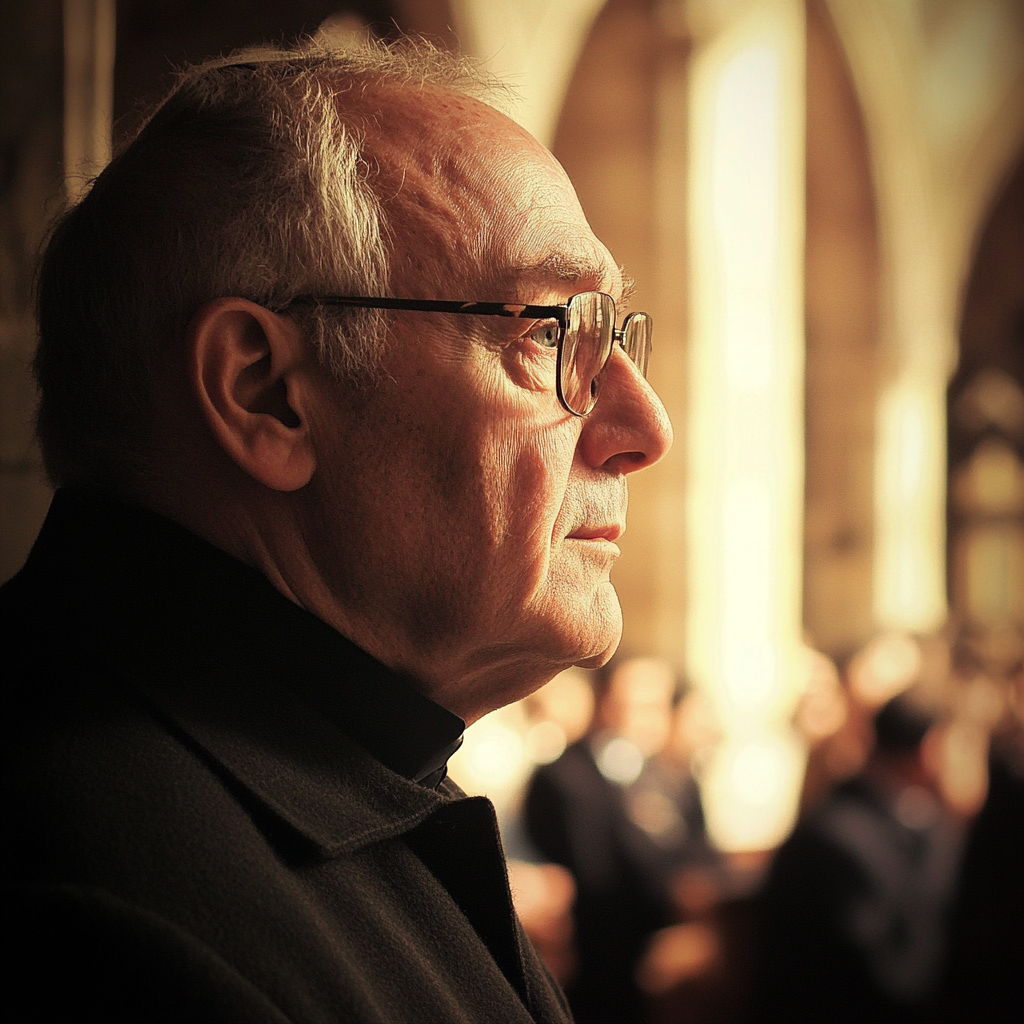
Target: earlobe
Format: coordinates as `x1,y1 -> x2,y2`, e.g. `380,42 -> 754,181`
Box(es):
189,298 -> 317,491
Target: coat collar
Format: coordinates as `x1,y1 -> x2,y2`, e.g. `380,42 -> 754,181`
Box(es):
132,652 -> 458,858
20,487 -> 468,857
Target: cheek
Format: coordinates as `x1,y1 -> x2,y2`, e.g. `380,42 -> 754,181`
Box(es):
483,417 -> 578,585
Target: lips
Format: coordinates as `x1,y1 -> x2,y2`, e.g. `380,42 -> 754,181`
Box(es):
567,524 -> 623,542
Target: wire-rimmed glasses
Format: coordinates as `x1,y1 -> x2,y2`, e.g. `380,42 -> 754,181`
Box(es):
278,291 -> 652,417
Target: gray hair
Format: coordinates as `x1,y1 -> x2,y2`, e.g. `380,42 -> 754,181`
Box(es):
34,37 -> 499,488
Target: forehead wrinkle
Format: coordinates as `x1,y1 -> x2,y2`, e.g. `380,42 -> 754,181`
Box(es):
353,84 -> 620,303
348,86 -> 511,290
369,144 -> 494,295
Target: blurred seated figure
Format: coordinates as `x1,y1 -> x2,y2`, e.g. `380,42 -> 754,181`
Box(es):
524,657 -> 717,1023
754,693 -> 963,1023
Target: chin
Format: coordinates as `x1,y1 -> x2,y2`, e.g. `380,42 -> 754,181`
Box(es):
575,649 -> 614,670
571,585 -> 622,669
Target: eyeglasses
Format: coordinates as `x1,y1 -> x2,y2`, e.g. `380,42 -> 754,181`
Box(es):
278,291 -> 652,417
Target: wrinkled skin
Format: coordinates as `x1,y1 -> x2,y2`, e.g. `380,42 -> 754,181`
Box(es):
288,85 -> 673,723
165,83 -> 673,725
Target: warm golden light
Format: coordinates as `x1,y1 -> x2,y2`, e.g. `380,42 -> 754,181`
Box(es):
447,703 -> 532,820
685,0 -> 807,851
702,731 -> 806,851
874,381 -> 949,630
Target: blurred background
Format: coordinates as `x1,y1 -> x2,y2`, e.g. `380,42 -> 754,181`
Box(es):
2,1 -> 1022,1021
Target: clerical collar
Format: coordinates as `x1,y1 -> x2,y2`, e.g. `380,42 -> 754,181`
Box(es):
29,488 -> 466,787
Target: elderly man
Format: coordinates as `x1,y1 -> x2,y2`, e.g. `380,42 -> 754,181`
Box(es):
2,39 -> 670,1023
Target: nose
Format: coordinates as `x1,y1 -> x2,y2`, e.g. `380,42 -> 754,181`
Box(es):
576,346 -> 673,473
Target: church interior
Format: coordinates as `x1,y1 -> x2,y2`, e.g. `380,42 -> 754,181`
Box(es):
2,1 -> 1022,1021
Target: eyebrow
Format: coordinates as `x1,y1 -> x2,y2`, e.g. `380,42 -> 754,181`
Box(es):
619,270 -> 636,310
514,253 -> 635,304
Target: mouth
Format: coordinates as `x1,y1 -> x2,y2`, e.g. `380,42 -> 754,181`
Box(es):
567,524 -> 623,543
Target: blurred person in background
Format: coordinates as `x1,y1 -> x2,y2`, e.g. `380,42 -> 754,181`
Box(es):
505,668 -> 600,988
793,646 -> 857,813
524,657 -> 719,1023
795,633 -> 929,816
643,682 -> 721,876
940,632 -> 1024,1023
754,692 -> 963,1023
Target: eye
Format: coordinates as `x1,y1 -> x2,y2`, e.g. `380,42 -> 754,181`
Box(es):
527,321 -> 560,349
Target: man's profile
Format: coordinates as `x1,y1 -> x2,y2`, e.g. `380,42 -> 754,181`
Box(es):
2,38 -> 671,1023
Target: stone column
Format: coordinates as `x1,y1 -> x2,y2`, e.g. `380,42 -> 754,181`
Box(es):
683,0 -> 808,851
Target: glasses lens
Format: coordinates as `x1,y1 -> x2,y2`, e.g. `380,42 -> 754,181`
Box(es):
622,312 -> 652,378
560,292 -> 615,415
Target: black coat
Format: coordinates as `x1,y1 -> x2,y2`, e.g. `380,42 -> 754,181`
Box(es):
1,489 -> 572,1024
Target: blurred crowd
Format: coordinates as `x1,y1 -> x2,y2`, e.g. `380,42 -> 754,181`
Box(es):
452,627 -> 1024,1024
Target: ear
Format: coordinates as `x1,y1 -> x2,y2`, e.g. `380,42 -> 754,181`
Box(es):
189,298 -> 317,491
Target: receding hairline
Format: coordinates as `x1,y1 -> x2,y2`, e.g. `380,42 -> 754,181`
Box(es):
191,42 -> 631,309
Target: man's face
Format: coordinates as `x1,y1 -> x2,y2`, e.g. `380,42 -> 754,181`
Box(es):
300,87 -> 672,722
